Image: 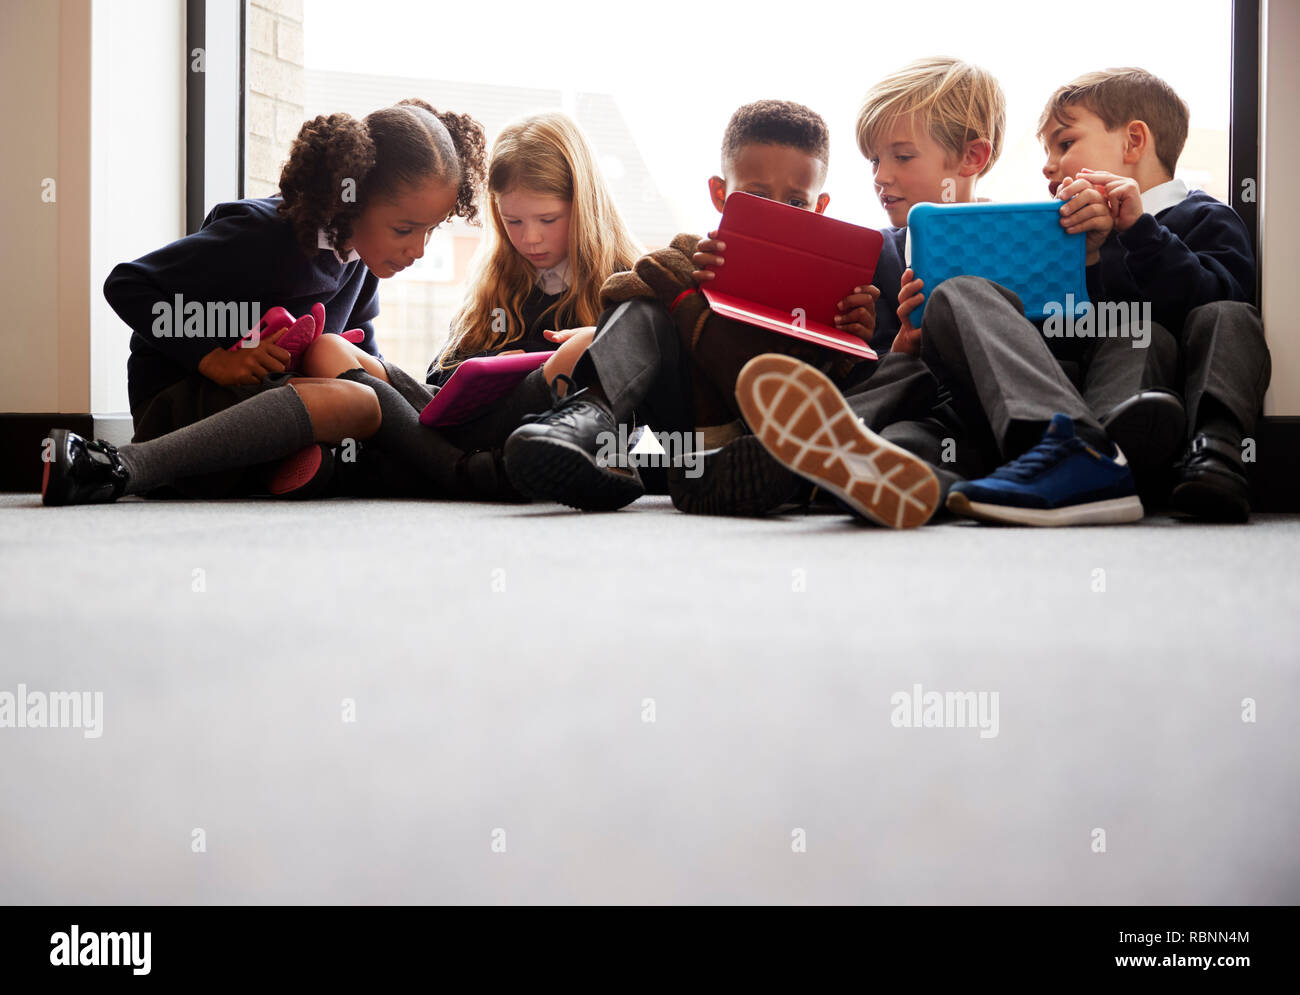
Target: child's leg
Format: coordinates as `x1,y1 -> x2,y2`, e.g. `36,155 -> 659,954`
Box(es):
499,299 -> 689,511
1078,325 -> 1184,491
300,333 -> 390,382
105,380 -> 377,496
1180,301 -> 1271,443
920,275 -> 1110,456
1168,302 -> 1270,522
571,299 -> 695,433
1079,323 -> 1179,415
334,368 -> 517,500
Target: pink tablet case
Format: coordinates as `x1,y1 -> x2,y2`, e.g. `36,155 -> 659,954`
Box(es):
419,351 -> 553,427
701,192 -> 883,360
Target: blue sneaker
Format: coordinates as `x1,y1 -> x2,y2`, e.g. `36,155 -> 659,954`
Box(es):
946,414 -> 1143,526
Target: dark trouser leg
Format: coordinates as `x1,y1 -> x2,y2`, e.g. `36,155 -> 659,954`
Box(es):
843,353 -> 941,431
573,299 -> 695,435
1180,301 -> 1271,440
920,275 -> 1108,456
1076,318 -> 1180,416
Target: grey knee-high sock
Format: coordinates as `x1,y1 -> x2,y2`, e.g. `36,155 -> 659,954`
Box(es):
117,386 -> 315,495
336,368 -> 465,492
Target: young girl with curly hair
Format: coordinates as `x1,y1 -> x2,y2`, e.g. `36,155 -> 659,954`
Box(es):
301,111 -> 644,497
44,99 -> 502,505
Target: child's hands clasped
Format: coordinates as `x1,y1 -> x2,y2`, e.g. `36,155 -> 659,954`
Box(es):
835,285 -> 880,342
1056,174 -> 1115,264
1076,167 -> 1145,233
892,268 -> 925,355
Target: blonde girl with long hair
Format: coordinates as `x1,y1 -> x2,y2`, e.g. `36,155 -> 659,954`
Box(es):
301,110 -> 644,499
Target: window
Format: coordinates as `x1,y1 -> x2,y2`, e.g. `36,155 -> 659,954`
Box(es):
245,0 -> 1234,378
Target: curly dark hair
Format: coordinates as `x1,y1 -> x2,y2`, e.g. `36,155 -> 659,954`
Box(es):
721,99 -> 830,174
278,99 -> 487,256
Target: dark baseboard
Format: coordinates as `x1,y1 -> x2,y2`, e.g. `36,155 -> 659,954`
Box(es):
3,412 -> 1300,510
1,414 -> 133,494
1244,415 -> 1300,511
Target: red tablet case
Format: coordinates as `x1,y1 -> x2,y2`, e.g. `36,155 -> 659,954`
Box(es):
419,351 -> 552,428
701,192 -> 883,360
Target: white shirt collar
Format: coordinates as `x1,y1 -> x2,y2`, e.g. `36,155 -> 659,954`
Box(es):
318,229 -> 361,265
1141,177 -> 1190,218
535,257 -> 572,295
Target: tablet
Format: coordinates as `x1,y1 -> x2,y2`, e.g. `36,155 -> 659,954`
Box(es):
701,192 -> 883,360
419,351 -> 552,428
906,201 -> 1090,326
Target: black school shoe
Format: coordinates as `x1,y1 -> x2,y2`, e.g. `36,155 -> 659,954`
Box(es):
668,434 -> 809,516
1100,390 -> 1186,469
502,375 -> 643,511
1169,433 -> 1251,522
42,428 -> 130,506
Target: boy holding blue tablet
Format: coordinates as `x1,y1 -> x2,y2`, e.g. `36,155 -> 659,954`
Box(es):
733,59 -> 1187,526
1037,68 -> 1269,521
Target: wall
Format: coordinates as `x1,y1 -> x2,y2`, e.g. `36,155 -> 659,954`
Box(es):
1261,0 -> 1299,417
247,0 -> 305,199
0,1 -> 65,412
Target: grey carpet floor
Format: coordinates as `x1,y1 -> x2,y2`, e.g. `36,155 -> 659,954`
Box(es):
1,492 -> 1298,904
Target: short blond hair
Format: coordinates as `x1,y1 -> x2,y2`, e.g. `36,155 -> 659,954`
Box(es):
1037,68 -> 1189,176
856,57 -> 1006,178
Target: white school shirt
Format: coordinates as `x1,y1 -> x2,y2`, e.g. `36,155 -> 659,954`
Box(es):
535,257 -> 572,294
1139,177 -> 1191,218
317,229 -> 361,265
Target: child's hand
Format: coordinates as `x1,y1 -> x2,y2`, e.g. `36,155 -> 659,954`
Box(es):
834,285 -> 880,342
892,269 -> 924,355
1056,175 -> 1114,265
198,327 -> 291,386
1077,167 -> 1144,232
691,231 -> 725,283
543,326 -> 597,345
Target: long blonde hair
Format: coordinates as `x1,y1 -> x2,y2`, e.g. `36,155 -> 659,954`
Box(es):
439,112 -> 642,369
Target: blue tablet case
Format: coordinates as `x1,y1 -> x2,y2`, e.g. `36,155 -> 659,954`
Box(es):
906,202 -> 1089,327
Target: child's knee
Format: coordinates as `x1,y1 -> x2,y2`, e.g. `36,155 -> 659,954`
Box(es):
299,333 -> 350,378
336,380 -> 382,437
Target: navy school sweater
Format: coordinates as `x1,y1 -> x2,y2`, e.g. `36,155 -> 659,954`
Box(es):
104,197 -> 382,416
1088,190 -> 1256,334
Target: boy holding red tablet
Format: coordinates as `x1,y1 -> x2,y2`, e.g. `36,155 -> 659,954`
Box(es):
503,100 -> 940,518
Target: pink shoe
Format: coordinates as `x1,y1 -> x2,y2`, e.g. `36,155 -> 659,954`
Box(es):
267,443 -> 334,499
228,306 -> 294,352
279,303 -> 330,371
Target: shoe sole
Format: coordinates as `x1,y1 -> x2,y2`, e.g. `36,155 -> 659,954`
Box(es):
503,434 -> 643,511
669,435 -> 800,516
1101,393 -> 1186,475
734,354 -> 940,529
268,444 -> 332,499
41,428 -> 69,506
946,490 -> 1145,526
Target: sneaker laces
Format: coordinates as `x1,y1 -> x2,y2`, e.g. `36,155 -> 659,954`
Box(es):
520,373 -> 604,428
988,435 -> 1081,483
